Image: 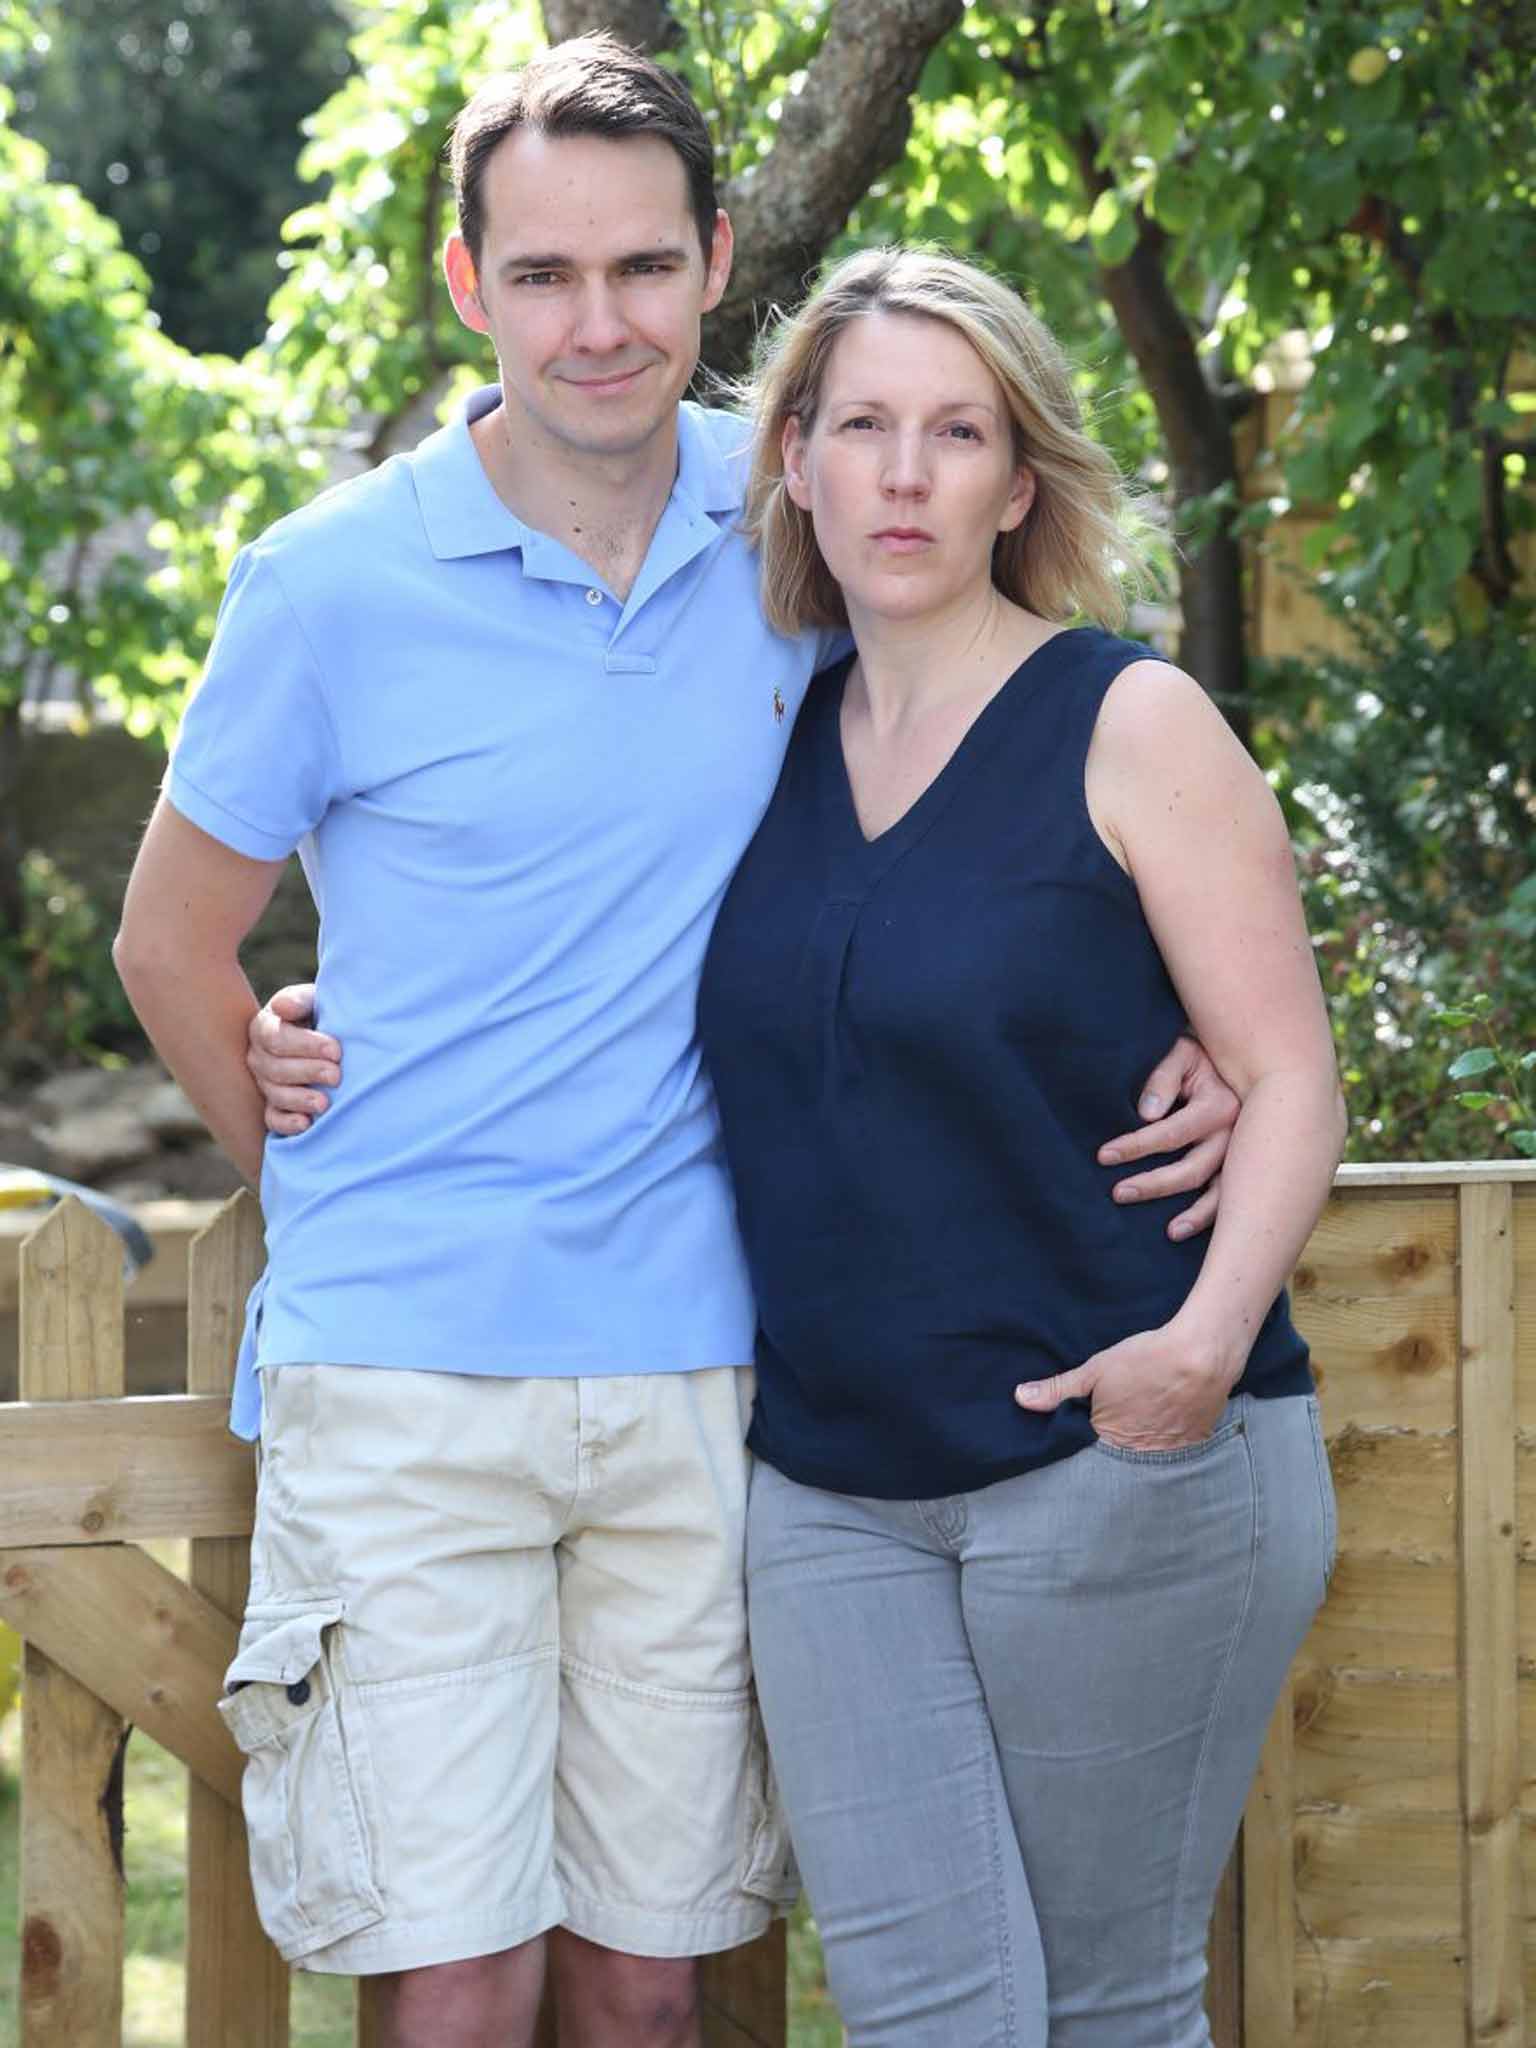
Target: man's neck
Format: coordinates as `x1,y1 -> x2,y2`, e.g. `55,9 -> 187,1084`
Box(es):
469,398 -> 681,600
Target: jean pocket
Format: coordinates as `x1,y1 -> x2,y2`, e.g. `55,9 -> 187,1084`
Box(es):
1305,1394 -> 1339,1599
1092,1411 -> 1246,1467
740,1696 -> 800,1909
218,1603 -> 385,1961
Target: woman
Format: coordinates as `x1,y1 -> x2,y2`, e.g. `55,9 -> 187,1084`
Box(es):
694,247 -> 1343,2047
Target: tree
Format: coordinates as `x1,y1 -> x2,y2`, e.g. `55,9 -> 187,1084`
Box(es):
12,0 -> 355,356
0,12 -> 319,968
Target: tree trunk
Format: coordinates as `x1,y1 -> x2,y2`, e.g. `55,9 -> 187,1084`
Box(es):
1071,132 -> 1249,733
0,697 -> 27,946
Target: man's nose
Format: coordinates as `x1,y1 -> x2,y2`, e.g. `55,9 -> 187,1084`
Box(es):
570,283 -> 632,354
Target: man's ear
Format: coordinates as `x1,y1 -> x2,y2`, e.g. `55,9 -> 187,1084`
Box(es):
444,232 -> 491,336
782,415 -> 812,510
701,208 -> 734,314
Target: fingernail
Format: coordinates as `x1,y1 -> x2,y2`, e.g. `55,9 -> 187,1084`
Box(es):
1139,1092 -> 1164,1116
1100,1146 -> 1123,1165
324,1067 -> 341,1085
1115,1183 -> 1139,1202
1170,1219 -> 1191,1239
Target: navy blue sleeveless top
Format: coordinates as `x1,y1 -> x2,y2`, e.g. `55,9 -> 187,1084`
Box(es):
697,627 -> 1312,1500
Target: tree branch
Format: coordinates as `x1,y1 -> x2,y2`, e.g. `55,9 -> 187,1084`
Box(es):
704,0 -> 965,376
540,0 -> 682,53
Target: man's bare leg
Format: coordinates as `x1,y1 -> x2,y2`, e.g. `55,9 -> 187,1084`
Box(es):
549,1929 -> 701,2048
374,1939 -> 548,2048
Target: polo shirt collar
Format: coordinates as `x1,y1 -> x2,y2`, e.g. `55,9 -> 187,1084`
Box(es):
410,384 -> 745,563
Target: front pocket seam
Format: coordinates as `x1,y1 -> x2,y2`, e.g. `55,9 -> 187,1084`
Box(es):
1092,1417 -> 1245,1467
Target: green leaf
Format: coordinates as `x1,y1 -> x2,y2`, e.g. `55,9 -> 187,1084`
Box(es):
1511,1132 -> 1536,1158
1447,1047 -> 1499,1080
1455,1092 -> 1499,1110
1433,1010 -> 1476,1029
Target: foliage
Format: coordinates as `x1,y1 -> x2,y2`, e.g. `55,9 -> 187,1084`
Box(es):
1438,984 -> 1536,1159
843,0 -> 1535,624
0,854 -> 141,1074
1258,604 -> 1536,1162
11,0 -> 355,357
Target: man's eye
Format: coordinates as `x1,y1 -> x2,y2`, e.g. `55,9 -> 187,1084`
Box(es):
514,271 -> 561,287
841,416 -> 880,431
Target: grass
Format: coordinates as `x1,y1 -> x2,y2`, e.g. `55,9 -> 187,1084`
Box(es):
0,1698 -> 843,2047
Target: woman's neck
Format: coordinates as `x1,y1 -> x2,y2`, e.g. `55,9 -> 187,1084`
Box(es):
845,587 -> 1058,735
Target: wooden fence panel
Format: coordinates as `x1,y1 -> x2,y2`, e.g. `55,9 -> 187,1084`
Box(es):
16,1200 -> 126,2048
7,1166 -> 1536,2045
185,1192 -> 289,2048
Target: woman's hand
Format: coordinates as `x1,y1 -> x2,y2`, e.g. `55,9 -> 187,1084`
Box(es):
1013,1323 -> 1239,1451
246,983 -> 340,1136
1098,1035 -> 1237,1241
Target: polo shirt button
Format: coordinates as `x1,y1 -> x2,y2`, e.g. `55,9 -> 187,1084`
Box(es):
584,588 -> 602,606
286,1678 -> 311,1706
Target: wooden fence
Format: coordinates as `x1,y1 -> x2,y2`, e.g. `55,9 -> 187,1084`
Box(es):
1,1160 -> 1532,2045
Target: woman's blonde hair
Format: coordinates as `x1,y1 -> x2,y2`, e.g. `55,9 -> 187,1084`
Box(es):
740,247 -> 1152,637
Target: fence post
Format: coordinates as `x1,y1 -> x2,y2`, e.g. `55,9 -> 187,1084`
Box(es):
17,1200 -> 126,2047
185,1190 -> 289,2048
1457,1181 -> 1523,2048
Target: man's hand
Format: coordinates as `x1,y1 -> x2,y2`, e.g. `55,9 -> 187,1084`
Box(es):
1013,1322 -> 1238,1451
1098,1035 -> 1238,1240
246,983 -> 340,1136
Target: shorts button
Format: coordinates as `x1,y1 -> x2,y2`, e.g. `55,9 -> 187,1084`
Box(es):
286,1678 -> 312,1706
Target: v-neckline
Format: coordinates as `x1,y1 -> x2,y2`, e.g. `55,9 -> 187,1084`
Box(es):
831,628 -> 1085,854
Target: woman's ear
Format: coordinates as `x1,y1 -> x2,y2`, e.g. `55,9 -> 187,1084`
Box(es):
782,415 -> 813,511
999,464 -> 1036,535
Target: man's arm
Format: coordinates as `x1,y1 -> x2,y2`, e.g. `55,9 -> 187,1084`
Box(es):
1101,1035 -> 1239,1239
114,800 -> 288,1185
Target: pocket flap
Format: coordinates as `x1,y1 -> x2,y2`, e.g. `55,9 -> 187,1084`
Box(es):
226,1605 -> 343,1688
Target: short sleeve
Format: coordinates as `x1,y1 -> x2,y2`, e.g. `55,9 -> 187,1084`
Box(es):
167,547 -> 342,861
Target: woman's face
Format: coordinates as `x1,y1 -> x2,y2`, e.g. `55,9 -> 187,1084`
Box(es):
782,309 -> 1034,627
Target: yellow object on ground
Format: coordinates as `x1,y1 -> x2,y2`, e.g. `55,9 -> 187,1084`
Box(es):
0,1622 -> 20,1724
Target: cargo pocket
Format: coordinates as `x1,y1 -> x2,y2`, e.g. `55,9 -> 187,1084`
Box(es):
218,1604 -> 385,1961
740,1699 -> 800,1910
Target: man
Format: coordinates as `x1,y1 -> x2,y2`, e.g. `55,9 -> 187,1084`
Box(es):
116,35 -> 1234,2048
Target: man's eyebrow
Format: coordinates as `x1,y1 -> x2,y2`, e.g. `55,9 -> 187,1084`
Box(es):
495,244 -> 693,276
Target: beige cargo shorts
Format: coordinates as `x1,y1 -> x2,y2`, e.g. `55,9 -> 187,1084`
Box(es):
218,1361 -> 796,1975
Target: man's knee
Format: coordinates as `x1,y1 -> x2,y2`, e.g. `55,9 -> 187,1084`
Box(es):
379,1943 -> 546,2048
555,1938 -> 700,2045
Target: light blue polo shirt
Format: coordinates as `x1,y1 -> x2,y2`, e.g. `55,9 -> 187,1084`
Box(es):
169,386 -> 829,1439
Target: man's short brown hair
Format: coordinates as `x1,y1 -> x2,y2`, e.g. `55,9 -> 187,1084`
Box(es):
449,34 -> 719,267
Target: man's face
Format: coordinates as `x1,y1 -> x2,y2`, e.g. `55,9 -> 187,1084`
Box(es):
445,128 -> 733,465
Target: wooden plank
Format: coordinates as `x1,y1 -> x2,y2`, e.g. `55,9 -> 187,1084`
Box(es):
356,1977 -> 388,2048
1514,1190 -> 1536,1425
1242,1679 -> 1295,2048
0,1394 -> 256,1546
1288,1296 -> 1457,1431
1205,1852 -> 1242,2048
186,1190 -> 288,2048
1291,1193 -> 1457,1303
1332,1162 -> 1536,1189
18,1199 -> 125,2048
1291,1671 -> 1460,1814
1304,1556 -> 1457,1676
1329,1425 -> 1456,1563
0,1543 -> 241,1807
0,1197 -> 219,1314
700,1923 -> 786,2047
1456,1180 -> 1524,2048
1294,1938 -> 1464,2047
19,1644 -> 128,2047
1293,1810 -> 1466,1941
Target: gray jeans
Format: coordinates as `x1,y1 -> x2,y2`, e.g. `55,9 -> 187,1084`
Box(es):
746,1392 -> 1335,2047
